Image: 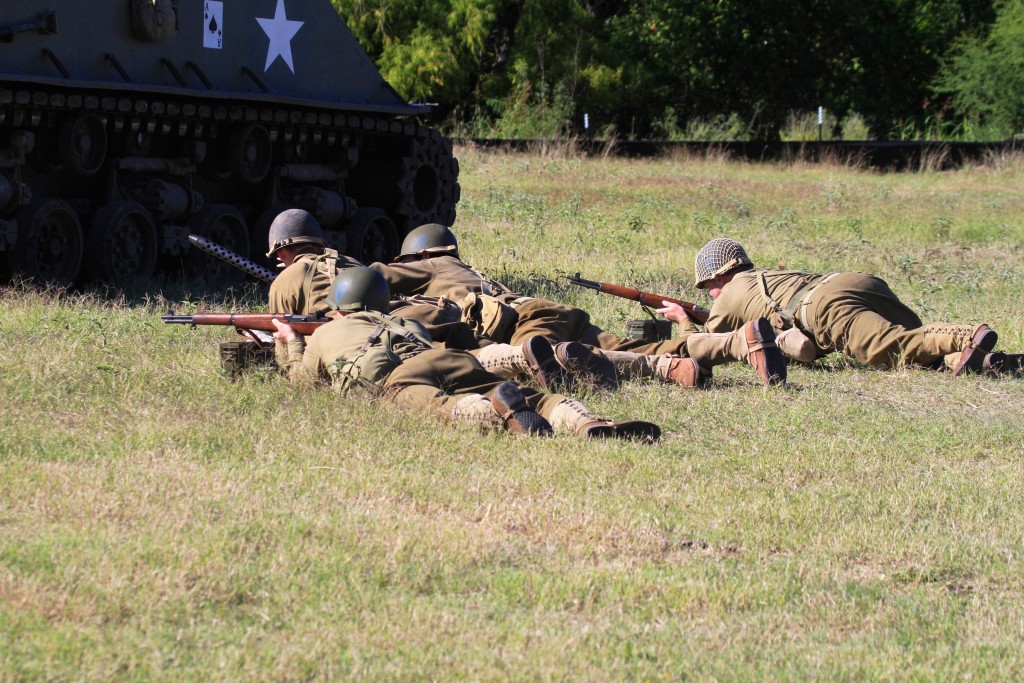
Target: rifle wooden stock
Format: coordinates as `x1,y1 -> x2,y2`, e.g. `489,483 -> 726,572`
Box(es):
161,312 -> 331,336
563,273 -> 710,325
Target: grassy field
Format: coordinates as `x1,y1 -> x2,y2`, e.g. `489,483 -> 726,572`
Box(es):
2,147 -> 1024,681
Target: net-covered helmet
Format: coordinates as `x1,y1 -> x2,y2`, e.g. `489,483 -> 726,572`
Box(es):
326,267 -> 390,313
399,223 -> 458,259
694,238 -> 753,289
266,208 -> 326,258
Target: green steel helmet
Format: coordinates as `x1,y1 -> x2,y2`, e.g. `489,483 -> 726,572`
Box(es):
326,267 -> 390,313
266,208 -> 327,258
399,223 -> 459,259
694,238 -> 754,289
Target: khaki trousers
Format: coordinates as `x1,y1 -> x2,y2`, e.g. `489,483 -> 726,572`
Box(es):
507,298 -> 694,356
805,272 -> 942,367
384,348 -> 563,420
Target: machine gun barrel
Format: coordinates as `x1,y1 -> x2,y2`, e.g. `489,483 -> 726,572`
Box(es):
188,234 -> 278,284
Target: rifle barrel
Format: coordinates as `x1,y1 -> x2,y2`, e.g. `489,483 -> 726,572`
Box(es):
565,273 -> 602,289
562,275 -> 710,325
161,312 -> 331,334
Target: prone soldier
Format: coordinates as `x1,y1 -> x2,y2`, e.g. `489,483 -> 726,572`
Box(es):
271,267 -> 662,441
660,237 -> 1021,375
372,223 -> 788,388
264,208 -> 575,390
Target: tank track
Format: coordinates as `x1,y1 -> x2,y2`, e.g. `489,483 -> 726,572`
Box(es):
0,84 -> 460,285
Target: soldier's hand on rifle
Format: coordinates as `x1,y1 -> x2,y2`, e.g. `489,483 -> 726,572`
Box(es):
656,301 -> 690,325
271,318 -> 299,342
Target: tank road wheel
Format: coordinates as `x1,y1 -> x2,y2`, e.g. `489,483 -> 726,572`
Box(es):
394,129 -> 461,231
8,199 -> 84,286
344,208 -> 399,265
229,124 -> 272,184
59,113 -> 108,176
185,204 -> 251,281
86,202 -> 158,285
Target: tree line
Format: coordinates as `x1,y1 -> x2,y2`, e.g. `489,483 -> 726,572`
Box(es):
331,0 -> 1024,141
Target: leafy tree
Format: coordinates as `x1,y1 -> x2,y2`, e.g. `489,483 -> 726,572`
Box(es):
331,0 -> 999,140
331,0 -> 498,110
933,0 -> 1024,137
603,0 -> 994,140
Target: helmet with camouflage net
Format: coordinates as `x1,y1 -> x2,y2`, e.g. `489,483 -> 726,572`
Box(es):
399,223 -> 458,259
326,266 -> 390,313
266,208 -> 326,258
693,238 -> 754,289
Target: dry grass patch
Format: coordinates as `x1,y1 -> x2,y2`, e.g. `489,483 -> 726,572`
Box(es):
4,150 -> 1024,680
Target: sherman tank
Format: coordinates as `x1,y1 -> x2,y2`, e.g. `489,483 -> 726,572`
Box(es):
0,0 -> 460,286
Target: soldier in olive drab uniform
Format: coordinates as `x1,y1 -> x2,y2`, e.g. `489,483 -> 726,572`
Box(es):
266,209 -> 364,317
265,209 -> 579,389
371,224 -> 787,388
661,237 -> 1020,375
271,267 -> 662,441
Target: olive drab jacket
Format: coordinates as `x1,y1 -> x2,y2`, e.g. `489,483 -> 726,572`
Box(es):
269,249 -> 362,315
370,255 -> 510,302
705,268 -> 827,335
269,250 -> 476,349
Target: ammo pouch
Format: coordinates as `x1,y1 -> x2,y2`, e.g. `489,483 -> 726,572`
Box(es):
458,293 -> 518,341
330,318 -> 432,395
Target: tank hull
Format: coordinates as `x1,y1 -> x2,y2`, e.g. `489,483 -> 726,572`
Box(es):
0,1 -> 460,285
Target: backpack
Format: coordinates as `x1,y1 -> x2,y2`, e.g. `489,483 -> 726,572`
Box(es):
329,313 -> 433,395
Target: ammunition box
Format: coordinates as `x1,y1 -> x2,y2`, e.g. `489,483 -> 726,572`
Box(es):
625,319 -> 673,343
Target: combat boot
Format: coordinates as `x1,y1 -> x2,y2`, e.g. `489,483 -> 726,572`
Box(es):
597,350 -> 706,388
547,397 -> 660,442
977,351 -> 1023,376
660,356 -> 709,388
474,337 -> 572,390
490,381 -> 553,436
684,318 -> 787,386
451,394 -> 503,428
521,336 -> 574,391
1000,353 -> 1024,373
553,342 -> 618,389
951,324 -> 998,376
923,323 -> 997,374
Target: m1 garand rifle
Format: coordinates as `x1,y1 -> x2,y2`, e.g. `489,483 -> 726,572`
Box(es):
563,272 -> 710,325
162,312 -> 331,347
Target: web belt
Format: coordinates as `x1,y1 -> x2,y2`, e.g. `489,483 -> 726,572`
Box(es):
787,273 -> 839,332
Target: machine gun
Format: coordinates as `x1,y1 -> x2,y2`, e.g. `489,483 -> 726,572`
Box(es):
562,273 -> 710,325
188,234 -> 278,284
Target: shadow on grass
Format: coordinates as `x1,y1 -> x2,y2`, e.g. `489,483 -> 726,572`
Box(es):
2,271 -> 271,311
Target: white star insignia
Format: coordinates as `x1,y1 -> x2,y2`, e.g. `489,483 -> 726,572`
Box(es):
256,0 -> 304,73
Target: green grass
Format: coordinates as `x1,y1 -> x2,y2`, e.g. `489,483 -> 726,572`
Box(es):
2,149 -> 1024,681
